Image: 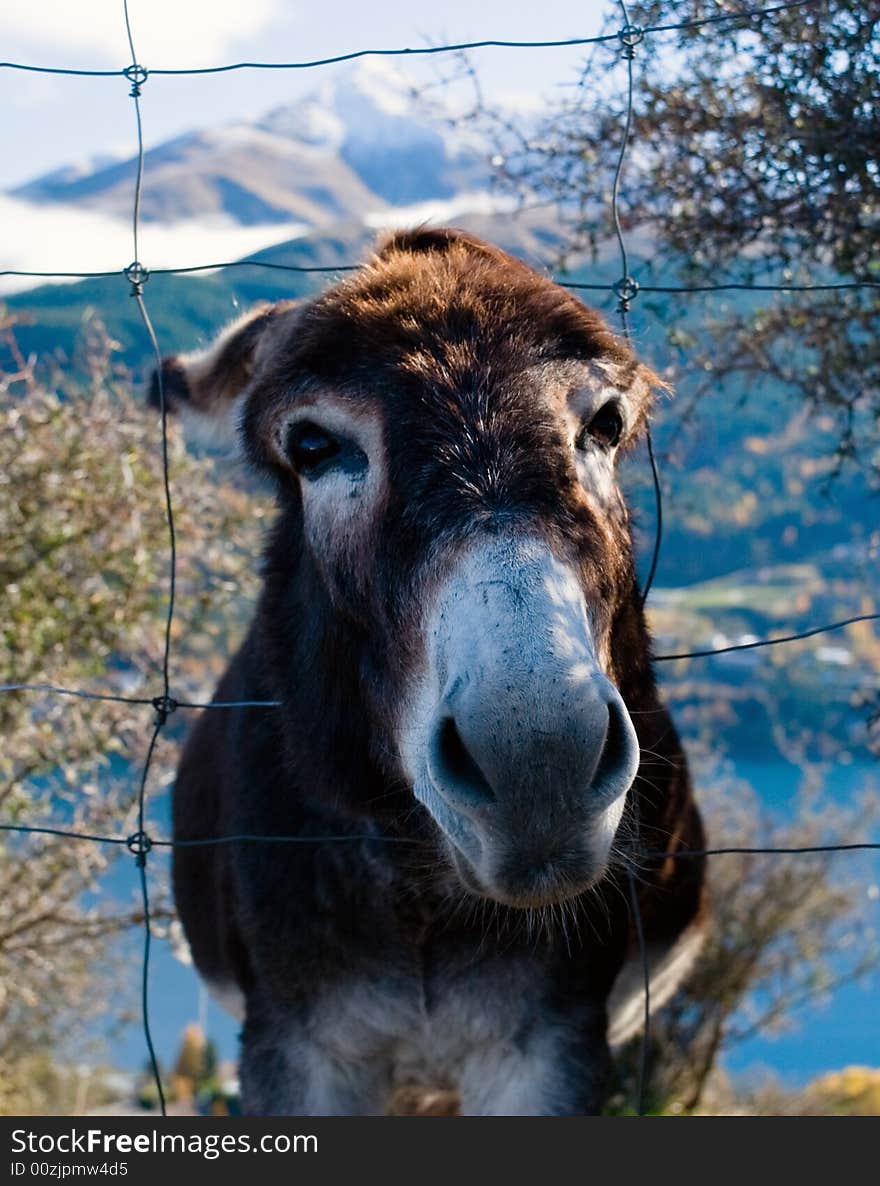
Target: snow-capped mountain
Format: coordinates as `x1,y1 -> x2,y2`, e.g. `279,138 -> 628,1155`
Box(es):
11,60 -> 492,229
258,60 -> 488,207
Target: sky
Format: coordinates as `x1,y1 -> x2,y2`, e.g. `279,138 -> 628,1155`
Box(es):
0,0 -> 611,288
1,0 -> 610,190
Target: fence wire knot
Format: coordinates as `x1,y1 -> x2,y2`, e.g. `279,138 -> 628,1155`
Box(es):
124,261 -> 149,296
123,63 -> 148,96
151,694 -> 178,726
613,274 -> 640,311
126,830 -> 153,867
618,23 -> 644,57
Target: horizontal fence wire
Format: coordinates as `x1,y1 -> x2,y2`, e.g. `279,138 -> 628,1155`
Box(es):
0,1 -> 821,78
2,0 -> 878,1119
3,263 -> 879,291
652,612 -> 880,662
3,822 -> 879,859
3,611 -> 879,707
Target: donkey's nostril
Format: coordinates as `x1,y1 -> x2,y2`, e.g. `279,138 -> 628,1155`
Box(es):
430,716 -> 496,808
592,696 -> 631,791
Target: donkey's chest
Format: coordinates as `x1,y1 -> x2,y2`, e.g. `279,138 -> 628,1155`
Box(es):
310,966 -> 521,1070
295,952 -> 576,1114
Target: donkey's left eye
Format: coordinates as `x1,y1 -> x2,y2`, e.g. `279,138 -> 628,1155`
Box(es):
576,402 -> 624,452
287,421 -> 342,474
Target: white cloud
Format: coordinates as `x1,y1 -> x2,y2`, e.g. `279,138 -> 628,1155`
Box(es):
1,0 -> 287,69
0,195 -> 306,296
363,190 -> 517,231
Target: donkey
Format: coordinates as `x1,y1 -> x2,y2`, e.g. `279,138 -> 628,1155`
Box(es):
152,228 -> 706,1115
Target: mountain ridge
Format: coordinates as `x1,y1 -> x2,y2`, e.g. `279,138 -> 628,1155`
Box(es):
10,60 -> 492,229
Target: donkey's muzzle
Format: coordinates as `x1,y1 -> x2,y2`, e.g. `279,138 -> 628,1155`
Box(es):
409,534 -> 640,907
426,667 -> 637,906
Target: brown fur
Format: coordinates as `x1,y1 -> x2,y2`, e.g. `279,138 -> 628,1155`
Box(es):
156,228 -> 706,1115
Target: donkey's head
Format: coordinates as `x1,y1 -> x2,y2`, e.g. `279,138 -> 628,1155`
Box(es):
157,229 -> 664,908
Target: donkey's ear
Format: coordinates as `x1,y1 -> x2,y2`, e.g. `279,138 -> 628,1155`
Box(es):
146,300 -> 299,449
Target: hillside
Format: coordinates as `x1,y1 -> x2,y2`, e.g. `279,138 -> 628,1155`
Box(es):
11,61 -> 490,227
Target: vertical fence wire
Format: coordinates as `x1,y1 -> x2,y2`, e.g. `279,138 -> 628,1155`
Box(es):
122,0 -> 171,1117
611,0 -> 652,1116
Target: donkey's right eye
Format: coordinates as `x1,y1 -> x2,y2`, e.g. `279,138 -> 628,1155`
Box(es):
287,421 -> 342,475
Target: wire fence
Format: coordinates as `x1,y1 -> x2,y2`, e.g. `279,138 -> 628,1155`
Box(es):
1,0 -> 878,1118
